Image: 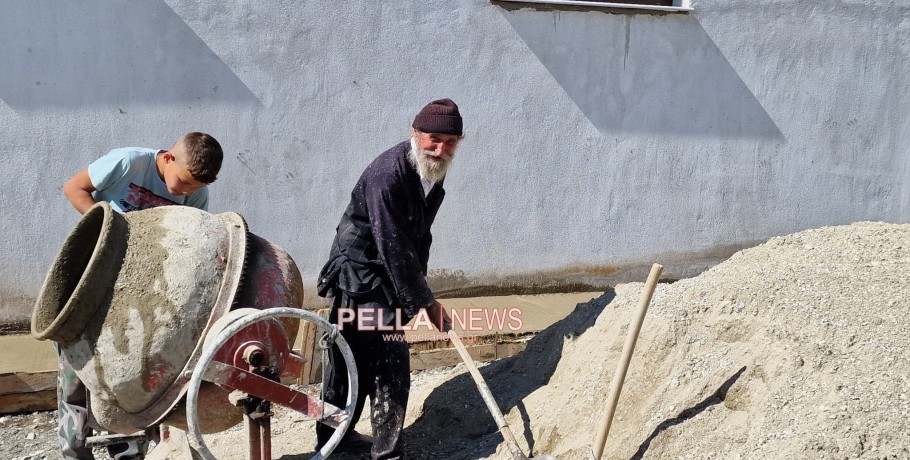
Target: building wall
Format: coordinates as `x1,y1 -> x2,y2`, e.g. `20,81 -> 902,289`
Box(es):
1,0 -> 907,318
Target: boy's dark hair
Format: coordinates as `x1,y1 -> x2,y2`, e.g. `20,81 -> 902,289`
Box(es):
182,132 -> 223,183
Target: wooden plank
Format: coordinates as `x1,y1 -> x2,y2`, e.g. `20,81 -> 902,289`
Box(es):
301,316 -> 320,384
297,320 -> 317,384
0,371 -> 57,414
0,389 -> 56,413
0,371 -> 56,393
307,308 -> 331,384
409,344 -> 498,371
495,341 -> 529,359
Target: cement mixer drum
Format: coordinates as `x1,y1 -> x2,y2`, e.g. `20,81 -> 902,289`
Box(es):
31,202 -> 299,433
32,202 -> 359,459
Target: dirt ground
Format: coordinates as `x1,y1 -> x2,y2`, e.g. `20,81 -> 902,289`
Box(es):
2,221 -> 909,459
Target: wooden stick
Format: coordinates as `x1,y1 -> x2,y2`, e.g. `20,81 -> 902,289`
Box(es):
591,263 -> 663,460
449,330 -> 529,460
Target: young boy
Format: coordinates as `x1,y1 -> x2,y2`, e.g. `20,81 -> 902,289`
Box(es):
63,132 -> 222,214
58,132 -> 223,460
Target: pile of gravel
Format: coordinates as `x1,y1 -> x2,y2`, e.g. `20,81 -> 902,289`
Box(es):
0,411 -> 57,460
418,221 -> 909,459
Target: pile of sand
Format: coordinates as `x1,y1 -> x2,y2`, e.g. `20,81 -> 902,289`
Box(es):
403,221 -> 910,459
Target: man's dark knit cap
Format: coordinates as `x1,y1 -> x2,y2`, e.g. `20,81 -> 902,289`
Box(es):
412,98 -> 463,136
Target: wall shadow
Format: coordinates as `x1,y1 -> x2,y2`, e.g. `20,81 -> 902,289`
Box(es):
0,1 -> 260,110
495,8 -> 782,139
404,289 -> 616,459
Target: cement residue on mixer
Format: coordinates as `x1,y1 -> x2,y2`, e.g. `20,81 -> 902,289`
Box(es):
92,208 -> 226,413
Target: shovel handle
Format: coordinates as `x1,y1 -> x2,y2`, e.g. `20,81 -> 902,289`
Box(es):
449,330 -> 529,460
591,263 -> 663,460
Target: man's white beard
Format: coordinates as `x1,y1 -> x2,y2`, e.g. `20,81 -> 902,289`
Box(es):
408,145 -> 454,183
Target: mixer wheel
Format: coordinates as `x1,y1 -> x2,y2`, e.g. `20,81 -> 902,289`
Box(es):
184,307 -> 358,460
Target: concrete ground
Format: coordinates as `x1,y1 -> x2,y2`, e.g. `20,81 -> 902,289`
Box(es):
0,335 -> 57,375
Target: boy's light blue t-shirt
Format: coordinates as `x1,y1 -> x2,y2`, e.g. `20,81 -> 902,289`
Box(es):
88,148 -> 209,213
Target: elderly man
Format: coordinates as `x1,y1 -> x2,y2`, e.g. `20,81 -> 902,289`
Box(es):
315,99 -> 462,459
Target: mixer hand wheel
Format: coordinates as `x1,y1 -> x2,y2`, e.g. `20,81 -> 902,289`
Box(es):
184,307 -> 358,460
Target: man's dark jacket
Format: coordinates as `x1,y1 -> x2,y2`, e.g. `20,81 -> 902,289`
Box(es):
317,140 -> 445,322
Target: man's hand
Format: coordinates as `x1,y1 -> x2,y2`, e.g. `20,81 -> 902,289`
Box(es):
63,168 -> 97,214
425,300 -> 452,332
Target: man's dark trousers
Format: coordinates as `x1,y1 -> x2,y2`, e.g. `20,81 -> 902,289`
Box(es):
316,288 -> 410,460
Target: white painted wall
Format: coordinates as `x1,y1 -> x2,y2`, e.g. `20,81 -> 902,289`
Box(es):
1,0 -> 907,318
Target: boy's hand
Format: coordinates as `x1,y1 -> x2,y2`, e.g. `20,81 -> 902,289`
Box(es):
63,168 -> 97,214
425,300 -> 452,333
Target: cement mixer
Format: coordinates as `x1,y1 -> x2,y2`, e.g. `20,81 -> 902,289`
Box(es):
31,202 -> 358,459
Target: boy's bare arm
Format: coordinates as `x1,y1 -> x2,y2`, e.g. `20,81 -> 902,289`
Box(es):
63,168 -> 97,214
